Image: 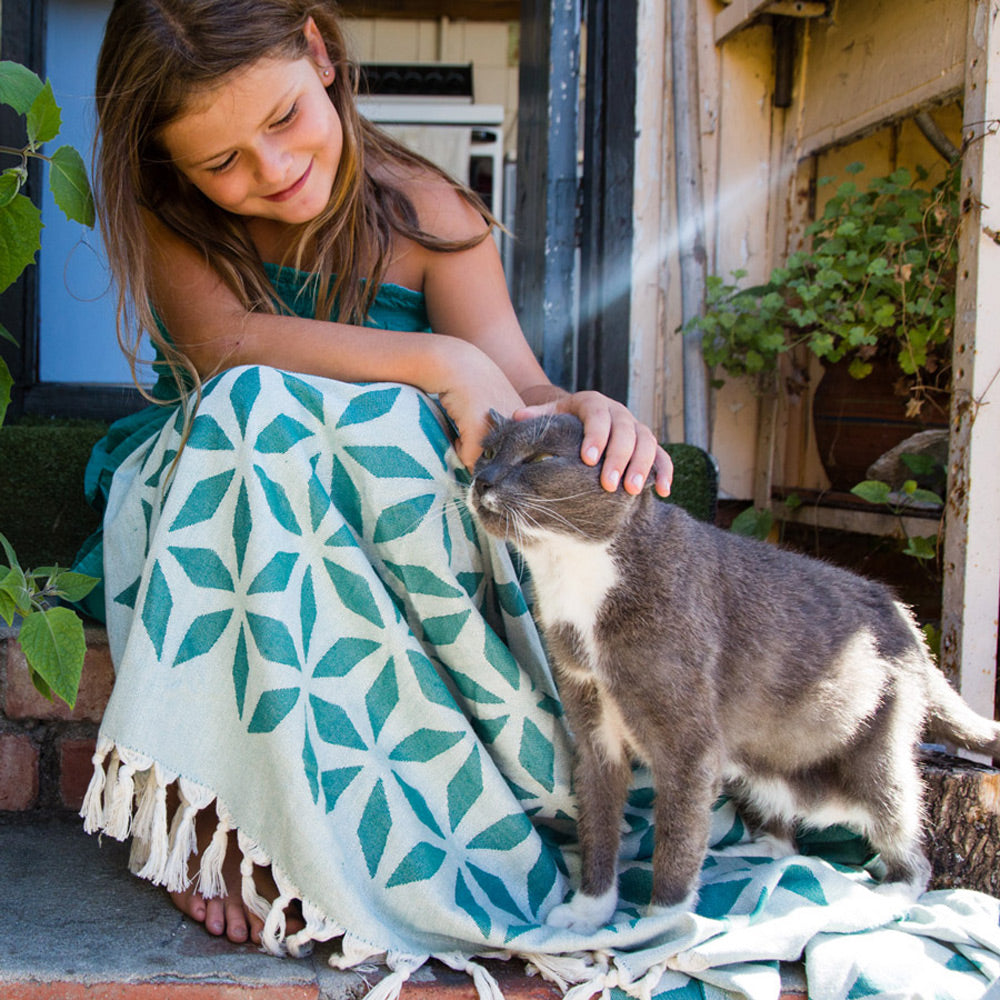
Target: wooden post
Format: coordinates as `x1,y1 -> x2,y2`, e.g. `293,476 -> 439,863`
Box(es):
512,0 -> 581,388
940,0 -> 1000,719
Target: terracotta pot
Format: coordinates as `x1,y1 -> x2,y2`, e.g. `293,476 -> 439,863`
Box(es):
811,358 -> 947,491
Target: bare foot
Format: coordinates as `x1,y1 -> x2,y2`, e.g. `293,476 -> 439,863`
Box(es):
168,806 -> 304,944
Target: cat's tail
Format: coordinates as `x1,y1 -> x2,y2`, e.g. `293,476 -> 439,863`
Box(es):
923,666 -> 1000,759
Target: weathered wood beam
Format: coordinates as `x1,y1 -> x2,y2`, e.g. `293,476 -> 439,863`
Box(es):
940,0 -> 1000,720
339,1 -> 520,20
510,0 -> 580,386
714,0 -> 824,45
794,0 -> 966,156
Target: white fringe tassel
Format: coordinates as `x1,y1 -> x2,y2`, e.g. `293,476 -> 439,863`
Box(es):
440,953 -> 506,1000
238,830 -> 276,928
260,862 -> 302,957
524,953 -> 601,992
628,961 -> 667,1000
328,933 -> 387,971
161,776 -> 215,892
79,738 -> 113,833
196,801 -> 233,900
287,898 -> 345,959
363,954 -> 428,1000
136,764 -> 177,883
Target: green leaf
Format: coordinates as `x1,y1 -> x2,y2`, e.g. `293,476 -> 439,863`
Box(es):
0,589 -> 16,625
850,480 -> 892,505
908,488 -> 944,506
900,452 -> 941,478
18,605 -> 86,708
0,322 -> 18,347
0,61 -> 44,114
26,80 -> 61,146
0,564 -> 31,619
47,569 -> 99,602
0,531 -> 21,569
0,193 -> 41,292
0,355 -> 12,428
903,535 -> 938,561
0,170 -> 23,209
48,145 -> 95,226
730,505 -> 773,540
29,667 -> 53,702
847,357 -> 874,380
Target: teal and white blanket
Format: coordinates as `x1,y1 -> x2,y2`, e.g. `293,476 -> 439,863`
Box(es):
82,366 -> 1000,1000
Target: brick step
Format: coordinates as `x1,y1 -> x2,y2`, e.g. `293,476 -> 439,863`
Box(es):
0,624 -> 113,813
0,816 -> 807,1000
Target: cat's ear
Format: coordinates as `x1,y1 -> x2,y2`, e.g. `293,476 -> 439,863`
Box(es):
486,409 -> 507,430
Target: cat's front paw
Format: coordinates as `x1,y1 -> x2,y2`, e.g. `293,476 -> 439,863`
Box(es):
546,886 -> 618,933
646,890 -> 696,924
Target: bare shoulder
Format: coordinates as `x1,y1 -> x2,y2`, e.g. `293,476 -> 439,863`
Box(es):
378,159 -> 489,242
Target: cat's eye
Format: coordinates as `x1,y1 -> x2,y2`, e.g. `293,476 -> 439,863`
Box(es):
527,453 -> 553,464
481,447 -> 495,461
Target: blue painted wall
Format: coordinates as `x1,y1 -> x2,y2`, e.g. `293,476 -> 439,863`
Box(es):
39,0 -> 132,384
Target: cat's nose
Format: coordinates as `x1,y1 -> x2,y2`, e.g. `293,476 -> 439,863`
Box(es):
471,472 -> 500,511
474,465 -> 500,488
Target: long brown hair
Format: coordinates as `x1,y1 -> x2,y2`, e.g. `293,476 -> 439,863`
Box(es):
95,0 -> 495,401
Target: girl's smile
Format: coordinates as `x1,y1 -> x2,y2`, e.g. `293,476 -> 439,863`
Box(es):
160,46 -> 342,228
264,160 -> 314,203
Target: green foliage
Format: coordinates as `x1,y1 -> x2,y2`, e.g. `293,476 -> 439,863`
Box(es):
0,60 -> 95,294
850,474 -> 943,567
688,163 -> 959,417
730,505 -> 774,540
0,60 -> 97,708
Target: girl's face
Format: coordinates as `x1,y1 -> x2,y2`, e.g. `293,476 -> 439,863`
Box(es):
160,28 -> 342,228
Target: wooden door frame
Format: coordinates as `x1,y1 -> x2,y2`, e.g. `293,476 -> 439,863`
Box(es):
0,0 -> 45,420
512,0 -> 636,398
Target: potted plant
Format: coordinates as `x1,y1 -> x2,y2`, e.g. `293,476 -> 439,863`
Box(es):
0,59 -> 98,708
687,161 -> 959,488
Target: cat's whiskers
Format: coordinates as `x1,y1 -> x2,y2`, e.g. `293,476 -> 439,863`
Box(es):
514,498 -> 607,542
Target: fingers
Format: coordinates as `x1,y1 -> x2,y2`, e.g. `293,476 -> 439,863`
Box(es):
511,391 -> 675,496
651,445 -> 674,498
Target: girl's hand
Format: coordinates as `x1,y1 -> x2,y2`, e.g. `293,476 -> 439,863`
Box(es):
514,391 -> 673,497
432,338 -> 525,469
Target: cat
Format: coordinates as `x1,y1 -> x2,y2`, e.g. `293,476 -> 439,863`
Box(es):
468,412 -> 1000,933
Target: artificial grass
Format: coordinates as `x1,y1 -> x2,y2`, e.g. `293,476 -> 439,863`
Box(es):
0,418 -> 109,570
661,441 -> 719,524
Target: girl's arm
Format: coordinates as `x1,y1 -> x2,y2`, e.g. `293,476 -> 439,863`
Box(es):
145,214 -> 527,458
408,178 -> 672,496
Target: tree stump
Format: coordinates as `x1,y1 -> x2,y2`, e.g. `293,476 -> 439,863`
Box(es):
920,748 -> 1000,897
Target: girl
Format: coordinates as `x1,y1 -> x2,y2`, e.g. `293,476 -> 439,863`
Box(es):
77,0 -> 673,966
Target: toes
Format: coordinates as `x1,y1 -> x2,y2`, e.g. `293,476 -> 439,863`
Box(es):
224,895 -> 250,943
170,888 -> 207,923
204,896 -> 226,936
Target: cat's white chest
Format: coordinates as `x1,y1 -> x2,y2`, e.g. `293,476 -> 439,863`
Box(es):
522,535 -> 619,671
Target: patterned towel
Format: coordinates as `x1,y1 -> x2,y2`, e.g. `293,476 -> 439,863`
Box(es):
81,364 -> 1000,1000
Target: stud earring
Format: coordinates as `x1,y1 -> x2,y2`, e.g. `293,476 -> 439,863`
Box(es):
322,67 -> 332,78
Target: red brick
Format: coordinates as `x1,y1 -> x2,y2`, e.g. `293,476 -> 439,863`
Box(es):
2,985 -> 320,1000
3,627 -> 113,722
0,732 -> 39,810
60,736 -> 98,810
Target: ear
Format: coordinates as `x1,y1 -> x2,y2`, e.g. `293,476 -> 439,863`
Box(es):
486,408 -> 507,430
303,17 -> 334,85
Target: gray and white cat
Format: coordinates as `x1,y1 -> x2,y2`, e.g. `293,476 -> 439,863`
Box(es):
469,413 -> 1000,933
